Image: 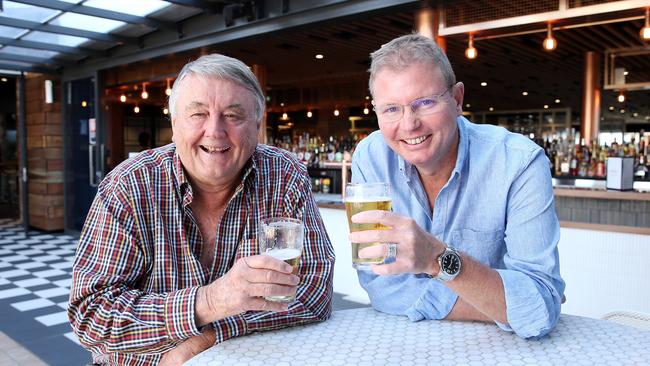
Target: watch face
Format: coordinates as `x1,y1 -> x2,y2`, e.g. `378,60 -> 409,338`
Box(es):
441,252 -> 460,275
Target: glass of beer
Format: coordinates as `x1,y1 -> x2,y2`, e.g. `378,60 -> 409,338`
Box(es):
258,217 -> 303,302
344,182 -> 392,269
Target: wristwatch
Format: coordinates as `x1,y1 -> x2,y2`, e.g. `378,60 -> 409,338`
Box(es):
434,246 -> 461,281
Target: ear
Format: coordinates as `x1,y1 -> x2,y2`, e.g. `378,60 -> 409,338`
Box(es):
452,82 -> 465,116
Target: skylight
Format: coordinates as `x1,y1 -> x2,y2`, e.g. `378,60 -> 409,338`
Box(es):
83,0 -> 170,17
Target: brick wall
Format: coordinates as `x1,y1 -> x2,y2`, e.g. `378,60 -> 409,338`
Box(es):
22,74 -> 64,231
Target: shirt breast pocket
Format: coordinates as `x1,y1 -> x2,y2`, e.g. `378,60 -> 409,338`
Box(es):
451,228 -> 505,267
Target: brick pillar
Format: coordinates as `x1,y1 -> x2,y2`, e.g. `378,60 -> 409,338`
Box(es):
22,74 -> 64,231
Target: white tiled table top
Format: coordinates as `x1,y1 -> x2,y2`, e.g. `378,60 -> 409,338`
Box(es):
184,307 -> 650,366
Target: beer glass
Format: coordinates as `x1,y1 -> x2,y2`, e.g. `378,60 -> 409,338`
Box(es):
344,182 -> 392,269
258,217 -> 304,302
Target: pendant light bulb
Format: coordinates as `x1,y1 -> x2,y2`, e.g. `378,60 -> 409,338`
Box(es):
617,91 -> 625,103
165,79 -> 172,96
641,8 -> 650,40
134,105 -> 140,113
141,83 -> 148,99
120,94 -> 126,103
465,34 -> 478,59
543,23 -> 557,51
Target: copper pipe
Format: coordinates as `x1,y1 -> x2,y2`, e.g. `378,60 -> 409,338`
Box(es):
581,52 -> 601,145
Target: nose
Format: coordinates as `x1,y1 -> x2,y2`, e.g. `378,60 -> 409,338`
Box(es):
203,113 -> 227,137
400,105 -> 420,131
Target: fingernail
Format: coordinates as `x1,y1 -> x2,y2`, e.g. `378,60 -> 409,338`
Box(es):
284,264 -> 293,272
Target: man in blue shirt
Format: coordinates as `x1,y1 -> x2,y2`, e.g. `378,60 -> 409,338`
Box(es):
350,33 -> 565,338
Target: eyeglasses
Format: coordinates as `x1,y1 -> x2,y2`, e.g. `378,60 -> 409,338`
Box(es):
372,87 -> 452,123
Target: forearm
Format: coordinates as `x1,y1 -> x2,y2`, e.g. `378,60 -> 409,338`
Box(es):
69,282 -> 201,354
444,254 -> 507,324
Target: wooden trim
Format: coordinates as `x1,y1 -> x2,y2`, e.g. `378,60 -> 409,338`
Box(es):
554,188 -> 650,201
560,221 -> 650,236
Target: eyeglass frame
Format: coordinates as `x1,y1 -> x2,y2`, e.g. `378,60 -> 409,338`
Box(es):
371,85 -> 455,123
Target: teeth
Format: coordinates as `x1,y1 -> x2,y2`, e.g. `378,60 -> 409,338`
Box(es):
404,135 -> 427,145
203,146 -> 229,153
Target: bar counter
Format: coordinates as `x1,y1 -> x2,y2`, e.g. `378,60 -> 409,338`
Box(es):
314,178 -> 650,235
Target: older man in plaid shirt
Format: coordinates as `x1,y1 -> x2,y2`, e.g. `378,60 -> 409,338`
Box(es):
68,54 -> 335,365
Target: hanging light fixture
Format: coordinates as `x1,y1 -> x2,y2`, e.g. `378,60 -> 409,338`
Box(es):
120,94 -> 126,103
134,105 -> 140,113
543,23 -> 557,51
163,107 -> 169,115
465,33 -> 477,59
617,90 -> 625,103
307,110 -> 313,118
333,108 -> 340,117
281,112 -> 288,120
165,79 -> 172,96
641,8 -> 650,40
363,106 -> 370,115
141,83 -> 148,99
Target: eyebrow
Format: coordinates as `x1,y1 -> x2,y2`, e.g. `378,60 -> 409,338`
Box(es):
184,102 -> 246,111
185,101 -> 207,111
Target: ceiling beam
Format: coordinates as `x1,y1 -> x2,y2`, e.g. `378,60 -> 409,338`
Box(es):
0,53 -> 60,65
0,62 -> 57,74
164,0 -> 220,12
0,36 -> 101,57
0,16 -> 134,44
440,0 -> 650,36
12,0 -> 177,31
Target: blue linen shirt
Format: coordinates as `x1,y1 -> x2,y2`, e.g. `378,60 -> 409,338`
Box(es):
351,116 -> 565,338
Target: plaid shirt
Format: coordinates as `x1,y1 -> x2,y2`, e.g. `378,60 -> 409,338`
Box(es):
68,144 -> 334,365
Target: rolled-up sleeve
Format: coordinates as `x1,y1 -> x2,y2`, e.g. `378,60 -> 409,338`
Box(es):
497,149 -> 565,338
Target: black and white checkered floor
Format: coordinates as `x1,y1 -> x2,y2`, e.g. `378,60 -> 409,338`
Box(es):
0,218 -> 90,365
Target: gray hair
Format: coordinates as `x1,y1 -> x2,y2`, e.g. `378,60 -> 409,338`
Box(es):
368,33 -> 456,97
169,54 -> 265,122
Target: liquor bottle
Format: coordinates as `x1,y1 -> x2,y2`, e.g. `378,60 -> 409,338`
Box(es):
569,145 -> 578,176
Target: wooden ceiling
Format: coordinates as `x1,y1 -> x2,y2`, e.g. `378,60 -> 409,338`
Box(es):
216,6 -> 650,123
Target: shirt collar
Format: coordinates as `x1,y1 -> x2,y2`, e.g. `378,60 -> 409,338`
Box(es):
172,144 -> 259,207
397,116 -> 469,181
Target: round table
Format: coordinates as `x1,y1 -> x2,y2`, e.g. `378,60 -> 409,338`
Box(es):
184,307 -> 650,365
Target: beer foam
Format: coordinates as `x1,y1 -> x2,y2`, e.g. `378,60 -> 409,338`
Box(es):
268,221 -> 301,229
263,248 -> 301,260
344,196 -> 392,203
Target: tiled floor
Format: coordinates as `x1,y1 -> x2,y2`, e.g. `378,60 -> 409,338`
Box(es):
0,219 -> 90,366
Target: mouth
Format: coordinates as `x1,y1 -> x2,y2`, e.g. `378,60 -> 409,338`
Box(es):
401,134 -> 431,146
200,145 -> 230,154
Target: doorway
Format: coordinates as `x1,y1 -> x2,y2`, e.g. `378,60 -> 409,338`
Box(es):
64,78 -> 102,232
0,76 -> 18,219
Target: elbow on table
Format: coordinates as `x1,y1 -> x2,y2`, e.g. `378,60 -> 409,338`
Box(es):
510,301 -> 562,339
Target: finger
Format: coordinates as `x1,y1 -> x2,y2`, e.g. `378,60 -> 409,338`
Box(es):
370,262 -> 405,276
245,267 -> 300,286
349,229 -> 400,244
242,255 -> 294,273
351,210 -> 410,227
246,297 -> 290,313
247,283 -> 298,298
357,243 -> 386,259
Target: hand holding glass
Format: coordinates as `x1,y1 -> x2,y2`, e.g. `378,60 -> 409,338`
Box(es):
258,217 -> 303,302
345,182 -> 392,269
